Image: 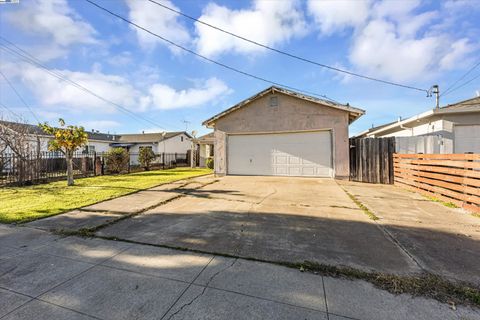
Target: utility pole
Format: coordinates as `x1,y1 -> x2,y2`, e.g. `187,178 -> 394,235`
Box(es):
428,85 -> 440,109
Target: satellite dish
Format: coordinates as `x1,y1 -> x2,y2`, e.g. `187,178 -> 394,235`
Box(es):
191,130 -> 197,138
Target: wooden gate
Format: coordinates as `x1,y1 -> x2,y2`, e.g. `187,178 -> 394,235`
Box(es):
349,137 -> 395,184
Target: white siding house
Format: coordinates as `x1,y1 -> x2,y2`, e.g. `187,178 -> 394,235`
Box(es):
354,96 -> 480,154
111,132 -> 192,165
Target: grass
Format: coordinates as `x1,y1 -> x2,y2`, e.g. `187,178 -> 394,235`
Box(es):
342,188 -> 380,221
293,261 -> 480,308
0,168 -> 211,224
426,196 -> 459,209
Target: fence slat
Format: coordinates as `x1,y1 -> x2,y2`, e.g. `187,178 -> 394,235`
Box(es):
349,137 -> 395,184
394,153 -> 480,212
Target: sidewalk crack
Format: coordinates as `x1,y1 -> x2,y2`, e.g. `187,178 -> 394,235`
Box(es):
165,258 -> 238,320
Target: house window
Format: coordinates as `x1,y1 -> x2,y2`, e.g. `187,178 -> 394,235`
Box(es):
209,144 -> 214,157
181,136 -> 184,142
83,145 -> 96,154
269,96 -> 278,107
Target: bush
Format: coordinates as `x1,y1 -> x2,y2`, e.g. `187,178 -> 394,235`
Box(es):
206,157 -> 214,169
105,148 -> 129,173
138,147 -> 156,171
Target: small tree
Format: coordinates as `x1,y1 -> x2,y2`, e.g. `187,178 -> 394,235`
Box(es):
39,119 -> 88,186
138,147 -> 156,171
105,147 -> 129,174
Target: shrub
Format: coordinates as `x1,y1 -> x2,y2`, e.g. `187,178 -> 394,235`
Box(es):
138,147 -> 156,171
206,157 -> 214,169
105,148 -> 129,173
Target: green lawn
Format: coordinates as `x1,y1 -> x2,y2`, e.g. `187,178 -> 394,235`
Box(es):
0,168 -> 211,224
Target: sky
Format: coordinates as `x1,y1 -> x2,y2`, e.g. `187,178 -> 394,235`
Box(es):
0,0 -> 479,137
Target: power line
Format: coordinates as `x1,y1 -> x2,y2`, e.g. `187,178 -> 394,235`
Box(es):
147,0 -> 429,94
0,69 -> 41,123
441,60 -> 480,97
84,0 -> 341,104
0,102 -> 23,119
441,73 -> 480,98
0,38 -> 176,131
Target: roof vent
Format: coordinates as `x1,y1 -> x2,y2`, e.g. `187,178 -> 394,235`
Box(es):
269,96 -> 278,107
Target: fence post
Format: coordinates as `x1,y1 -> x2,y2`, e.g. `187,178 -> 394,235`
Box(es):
162,152 -> 165,170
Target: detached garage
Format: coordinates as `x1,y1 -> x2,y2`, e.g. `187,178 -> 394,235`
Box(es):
203,86 -> 364,179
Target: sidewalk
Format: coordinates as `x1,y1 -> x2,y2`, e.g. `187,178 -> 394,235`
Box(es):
25,175 -> 217,233
0,225 -> 478,320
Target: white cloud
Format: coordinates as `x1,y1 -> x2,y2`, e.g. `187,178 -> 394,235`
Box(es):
308,0 -> 476,82
18,64 -> 143,113
11,64 -> 231,113
125,0 -> 191,51
6,0 -> 96,47
149,78 -> 231,109
307,0 -> 370,34
195,0 -> 307,57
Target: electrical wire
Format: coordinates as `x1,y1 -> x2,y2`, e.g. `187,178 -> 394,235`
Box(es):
147,0 -> 428,94
0,39 -> 176,131
0,102 -> 23,119
441,73 -> 480,98
0,69 -> 41,123
84,0 -> 342,104
441,60 -> 480,97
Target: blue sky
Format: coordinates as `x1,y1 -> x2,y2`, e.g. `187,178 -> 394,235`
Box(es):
0,0 -> 479,136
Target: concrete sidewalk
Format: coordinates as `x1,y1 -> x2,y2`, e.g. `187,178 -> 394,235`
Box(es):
338,180 -> 480,287
25,175 -> 217,233
0,225 -> 478,320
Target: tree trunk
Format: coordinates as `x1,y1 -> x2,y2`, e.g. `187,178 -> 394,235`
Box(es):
66,151 -> 74,186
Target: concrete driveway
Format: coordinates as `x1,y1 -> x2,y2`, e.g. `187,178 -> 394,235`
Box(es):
97,176 -> 420,275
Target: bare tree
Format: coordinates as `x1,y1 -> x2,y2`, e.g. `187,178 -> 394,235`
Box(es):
0,116 -> 42,184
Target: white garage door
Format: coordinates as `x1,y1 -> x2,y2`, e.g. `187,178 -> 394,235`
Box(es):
454,125 -> 480,154
227,131 -> 333,177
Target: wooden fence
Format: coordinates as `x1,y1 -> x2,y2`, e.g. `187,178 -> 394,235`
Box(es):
393,153 -> 480,213
349,137 -> 395,184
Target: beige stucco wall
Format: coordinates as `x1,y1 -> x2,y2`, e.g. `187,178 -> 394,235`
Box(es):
211,92 -> 350,178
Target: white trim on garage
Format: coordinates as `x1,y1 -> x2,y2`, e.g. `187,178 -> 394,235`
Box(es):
226,130 -> 334,177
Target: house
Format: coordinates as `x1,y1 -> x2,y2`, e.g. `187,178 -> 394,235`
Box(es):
0,120 -> 115,154
194,132 -> 214,167
0,121 -> 193,160
354,96 -> 480,154
202,86 -> 365,178
111,131 -> 192,165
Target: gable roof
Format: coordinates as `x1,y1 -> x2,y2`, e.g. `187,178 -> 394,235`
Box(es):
117,131 -> 191,143
195,132 -> 214,144
0,120 -> 191,144
0,120 -> 118,142
202,86 -> 365,127
355,95 -> 480,138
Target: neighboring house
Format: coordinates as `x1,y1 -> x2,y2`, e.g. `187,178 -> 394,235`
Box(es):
354,96 -> 480,154
0,120 -> 114,154
195,132 -> 214,167
0,121 -> 192,160
111,131 -> 192,165
202,86 -> 365,178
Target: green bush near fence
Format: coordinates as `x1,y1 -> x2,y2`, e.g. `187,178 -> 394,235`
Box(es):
104,148 -> 129,173
0,167 -> 211,224
206,157 -> 214,169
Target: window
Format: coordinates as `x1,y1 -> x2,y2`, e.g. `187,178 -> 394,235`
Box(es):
269,96 -> 278,107
181,136 -> 184,142
209,144 -> 214,157
89,145 -> 95,152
